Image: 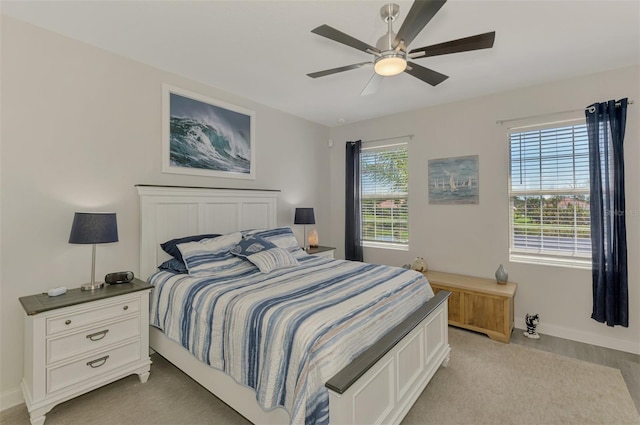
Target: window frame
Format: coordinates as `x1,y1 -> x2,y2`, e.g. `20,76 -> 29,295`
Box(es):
507,118 -> 592,269
360,141 -> 409,251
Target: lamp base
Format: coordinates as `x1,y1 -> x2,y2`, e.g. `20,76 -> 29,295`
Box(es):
81,281 -> 105,291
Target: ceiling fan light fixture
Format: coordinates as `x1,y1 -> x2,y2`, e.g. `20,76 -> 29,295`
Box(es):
374,55 -> 407,76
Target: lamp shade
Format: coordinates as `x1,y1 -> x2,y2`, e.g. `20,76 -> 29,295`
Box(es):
69,212 -> 118,244
294,208 -> 315,225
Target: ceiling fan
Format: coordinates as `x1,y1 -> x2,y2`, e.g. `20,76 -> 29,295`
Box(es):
307,0 -> 495,95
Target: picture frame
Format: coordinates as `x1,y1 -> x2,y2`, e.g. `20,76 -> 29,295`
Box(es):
162,84 -> 256,179
428,155 -> 479,204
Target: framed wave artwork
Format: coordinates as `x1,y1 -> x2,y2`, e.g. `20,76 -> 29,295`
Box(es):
162,84 -> 255,179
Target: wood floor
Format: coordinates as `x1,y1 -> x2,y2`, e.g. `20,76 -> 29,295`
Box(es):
510,327 -> 640,414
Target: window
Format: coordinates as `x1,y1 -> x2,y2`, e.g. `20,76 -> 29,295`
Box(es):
508,120 -> 591,268
360,143 -> 408,249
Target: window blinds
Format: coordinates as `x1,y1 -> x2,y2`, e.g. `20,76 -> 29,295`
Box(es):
509,122 -> 591,262
360,144 -> 408,245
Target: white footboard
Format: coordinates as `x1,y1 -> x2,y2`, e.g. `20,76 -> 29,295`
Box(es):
149,291 -> 450,425
326,291 -> 450,425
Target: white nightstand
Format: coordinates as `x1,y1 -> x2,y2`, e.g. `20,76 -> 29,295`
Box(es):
306,246 -> 336,258
19,279 -> 152,425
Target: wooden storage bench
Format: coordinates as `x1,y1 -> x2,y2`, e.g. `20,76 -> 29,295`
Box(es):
424,270 -> 517,343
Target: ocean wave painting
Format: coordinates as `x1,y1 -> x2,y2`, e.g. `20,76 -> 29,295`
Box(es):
163,86 -> 255,179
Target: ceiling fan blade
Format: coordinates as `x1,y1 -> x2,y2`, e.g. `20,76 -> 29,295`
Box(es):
393,0 -> 447,49
409,31 -> 496,58
311,24 -> 380,54
361,74 -> 383,96
307,62 -> 372,79
404,62 -> 449,86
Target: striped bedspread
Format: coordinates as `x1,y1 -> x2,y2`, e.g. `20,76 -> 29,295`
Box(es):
149,254 -> 434,425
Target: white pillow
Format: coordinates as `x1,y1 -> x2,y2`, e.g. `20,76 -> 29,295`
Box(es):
178,232 -> 248,277
247,248 -> 299,273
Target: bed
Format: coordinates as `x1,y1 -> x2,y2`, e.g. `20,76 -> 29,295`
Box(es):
137,185 -> 450,425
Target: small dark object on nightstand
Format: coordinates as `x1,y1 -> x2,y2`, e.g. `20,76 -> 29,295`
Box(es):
105,271 -> 134,284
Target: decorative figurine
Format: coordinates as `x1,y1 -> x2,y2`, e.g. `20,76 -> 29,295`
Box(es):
411,257 -> 428,272
524,313 -> 540,339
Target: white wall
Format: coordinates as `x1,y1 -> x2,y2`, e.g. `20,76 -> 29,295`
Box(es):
0,16 -> 330,407
329,65 -> 640,354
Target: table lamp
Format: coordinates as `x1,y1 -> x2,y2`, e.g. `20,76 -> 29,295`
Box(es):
294,208 -> 315,251
69,212 -> 119,291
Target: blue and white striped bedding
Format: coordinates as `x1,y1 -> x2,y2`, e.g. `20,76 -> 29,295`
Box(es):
149,253 -> 433,425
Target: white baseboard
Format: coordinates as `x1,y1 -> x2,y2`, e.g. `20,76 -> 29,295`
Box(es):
514,318 -> 640,355
0,387 -> 24,412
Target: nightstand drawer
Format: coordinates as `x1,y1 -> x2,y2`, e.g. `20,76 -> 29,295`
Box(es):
47,316 -> 141,364
314,250 -> 334,259
306,246 -> 336,259
47,298 -> 140,335
47,340 -> 141,394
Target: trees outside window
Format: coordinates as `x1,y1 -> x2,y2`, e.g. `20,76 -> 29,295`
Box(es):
361,144 -> 408,247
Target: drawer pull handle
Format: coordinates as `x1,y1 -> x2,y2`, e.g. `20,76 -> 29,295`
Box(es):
86,329 -> 109,341
65,320 -> 71,325
123,305 -> 129,311
86,355 -> 109,368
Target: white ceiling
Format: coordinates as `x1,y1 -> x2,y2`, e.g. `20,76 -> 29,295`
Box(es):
2,1 -> 639,127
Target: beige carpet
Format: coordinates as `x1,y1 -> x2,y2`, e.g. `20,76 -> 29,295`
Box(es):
2,327 -> 638,425
401,328 -> 640,425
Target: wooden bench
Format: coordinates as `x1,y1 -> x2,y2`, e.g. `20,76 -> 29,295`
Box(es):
423,270 -> 517,343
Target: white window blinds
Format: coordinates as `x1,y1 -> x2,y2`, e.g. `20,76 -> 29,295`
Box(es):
509,121 -> 591,267
361,143 -> 409,246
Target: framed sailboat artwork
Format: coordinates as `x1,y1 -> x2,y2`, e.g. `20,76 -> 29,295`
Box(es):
162,84 -> 255,179
428,155 -> 479,204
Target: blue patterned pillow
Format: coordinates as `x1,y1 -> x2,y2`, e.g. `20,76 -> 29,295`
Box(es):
247,247 -> 299,273
161,233 -> 221,262
231,235 -> 277,258
158,258 -> 188,274
243,227 -> 305,257
178,232 -> 250,277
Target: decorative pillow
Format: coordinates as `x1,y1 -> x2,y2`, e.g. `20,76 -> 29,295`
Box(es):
161,233 -> 221,262
178,232 -> 246,277
243,227 -> 305,256
231,235 -> 277,258
158,258 -> 188,274
246,247 -> 299,274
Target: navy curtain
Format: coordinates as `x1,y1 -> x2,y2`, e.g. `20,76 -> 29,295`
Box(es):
345,140 -> 364,262
585,98 -> 628,327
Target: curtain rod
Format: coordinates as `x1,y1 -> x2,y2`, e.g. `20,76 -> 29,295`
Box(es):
362,134 -> 414,144
496,100 -> 634,125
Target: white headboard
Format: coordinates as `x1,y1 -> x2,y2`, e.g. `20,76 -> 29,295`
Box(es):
137,185 -> 278,280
